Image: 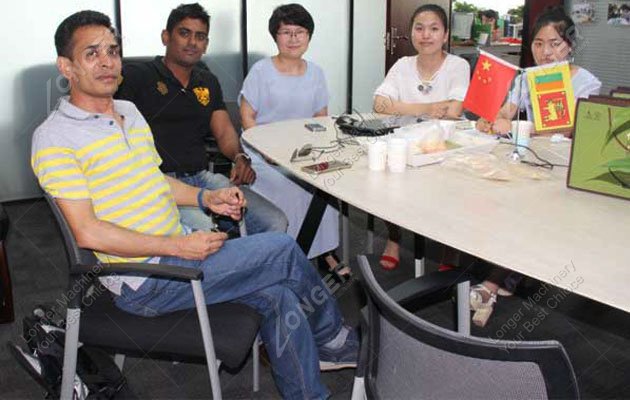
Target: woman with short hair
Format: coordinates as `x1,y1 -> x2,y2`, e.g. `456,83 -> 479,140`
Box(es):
240,4 -> 350,280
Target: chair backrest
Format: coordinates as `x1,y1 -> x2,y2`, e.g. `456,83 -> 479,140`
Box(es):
357,255 -> 579,400
44,194 -> 99,270
0,204 -> 9,241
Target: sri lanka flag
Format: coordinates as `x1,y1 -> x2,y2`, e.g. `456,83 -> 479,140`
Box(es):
463,50 -> 519,122
525,62 -> 576,132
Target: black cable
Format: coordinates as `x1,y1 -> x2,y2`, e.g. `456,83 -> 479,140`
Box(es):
513,143 -> 569,169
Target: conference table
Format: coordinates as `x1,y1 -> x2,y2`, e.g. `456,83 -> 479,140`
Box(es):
242,116 -> 630,314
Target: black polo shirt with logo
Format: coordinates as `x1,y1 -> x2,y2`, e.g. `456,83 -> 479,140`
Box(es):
115,56 -> 226,173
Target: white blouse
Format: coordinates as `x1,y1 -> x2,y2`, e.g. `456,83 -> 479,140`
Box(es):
374,53 -> 471,103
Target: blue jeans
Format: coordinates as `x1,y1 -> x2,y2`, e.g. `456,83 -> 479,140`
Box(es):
167,170 -> 288,234
115,232 -> 343,399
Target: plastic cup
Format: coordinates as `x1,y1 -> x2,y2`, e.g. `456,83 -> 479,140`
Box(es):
511,121 -> 533,155
387,138 -> 407,173
368,140 -> 388,171
478,32 -> 489,45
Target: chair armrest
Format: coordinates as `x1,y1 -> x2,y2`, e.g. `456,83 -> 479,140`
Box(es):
71,262 -> 203,281
387,270 -> 472,307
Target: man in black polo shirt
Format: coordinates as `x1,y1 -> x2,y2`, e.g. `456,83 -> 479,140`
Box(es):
116,3 -> 287,234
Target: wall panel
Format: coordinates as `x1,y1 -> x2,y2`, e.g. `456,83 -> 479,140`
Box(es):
0,1 -> 115,201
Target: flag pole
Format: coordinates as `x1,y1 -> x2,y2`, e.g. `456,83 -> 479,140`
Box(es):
510,68 -> 526,161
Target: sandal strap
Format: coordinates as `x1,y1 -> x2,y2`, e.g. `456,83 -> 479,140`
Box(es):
331,262 -> 352,275
471,284 -> 497,303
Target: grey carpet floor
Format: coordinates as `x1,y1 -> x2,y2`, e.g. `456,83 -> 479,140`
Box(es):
1,199 -> 629,399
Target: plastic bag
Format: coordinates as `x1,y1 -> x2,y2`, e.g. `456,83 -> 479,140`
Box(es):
442,153 -> 551,181
394,120 -> 450,156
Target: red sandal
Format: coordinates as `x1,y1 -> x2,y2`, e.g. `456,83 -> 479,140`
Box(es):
379,255 -> 400,270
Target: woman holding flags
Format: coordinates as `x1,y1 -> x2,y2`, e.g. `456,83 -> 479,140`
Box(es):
470,6 -> 601,327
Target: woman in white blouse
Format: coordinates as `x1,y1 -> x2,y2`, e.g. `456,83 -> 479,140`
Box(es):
373,4 -> 470,270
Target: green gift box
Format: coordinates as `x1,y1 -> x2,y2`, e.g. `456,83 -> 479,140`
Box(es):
567,97 -> 630,200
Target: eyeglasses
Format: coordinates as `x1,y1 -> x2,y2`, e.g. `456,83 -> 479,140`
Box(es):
277,29 -> 309,39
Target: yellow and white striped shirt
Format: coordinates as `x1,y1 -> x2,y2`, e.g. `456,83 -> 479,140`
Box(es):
32,97 -> 185,293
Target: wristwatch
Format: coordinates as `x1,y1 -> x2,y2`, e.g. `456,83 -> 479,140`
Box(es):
234,152 -> 251,164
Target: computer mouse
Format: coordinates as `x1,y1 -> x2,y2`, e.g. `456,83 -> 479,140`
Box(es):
336,115 -> 357,126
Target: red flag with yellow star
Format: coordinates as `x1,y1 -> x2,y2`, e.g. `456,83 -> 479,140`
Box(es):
463,50 -> 519,122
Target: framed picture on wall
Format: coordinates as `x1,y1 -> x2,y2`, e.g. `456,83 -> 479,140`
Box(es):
571,2 -> 596,24
607,1 -> 630,25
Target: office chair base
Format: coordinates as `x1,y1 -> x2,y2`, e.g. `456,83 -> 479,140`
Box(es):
114,354 -> 125,371
350,377 -> 366,400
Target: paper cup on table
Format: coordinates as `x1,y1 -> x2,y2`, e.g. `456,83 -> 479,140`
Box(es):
387,138 -> 407,173
478,32 -> 489,45
368,140 -> 388,171
511,121 -> 533,155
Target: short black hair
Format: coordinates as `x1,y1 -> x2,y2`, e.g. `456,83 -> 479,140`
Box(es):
55,10 -> 115,58
409,4 -> 449,32
166,3 -> 210,33
268,4 -> 314,39
531,6 -> 576,48
480,9 -> 499,21
480,9 -> 499,28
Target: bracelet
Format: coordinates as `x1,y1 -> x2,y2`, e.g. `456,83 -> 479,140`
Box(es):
234,152 -> 251,164
197,189 -> 207,212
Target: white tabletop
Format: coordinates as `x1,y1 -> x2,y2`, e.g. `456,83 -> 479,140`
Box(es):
243,116 -> 630,313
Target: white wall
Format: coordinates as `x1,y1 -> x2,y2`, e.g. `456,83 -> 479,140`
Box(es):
0,1 -> 115,201
352,0 -> 387,112
121,0 -> 243,101
0,0 -> 388,201
246,0 -> 350,115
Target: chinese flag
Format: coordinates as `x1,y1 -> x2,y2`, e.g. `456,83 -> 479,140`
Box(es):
463,50 -> 519,122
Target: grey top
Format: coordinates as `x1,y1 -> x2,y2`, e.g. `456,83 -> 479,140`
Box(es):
239,57 -> 328,124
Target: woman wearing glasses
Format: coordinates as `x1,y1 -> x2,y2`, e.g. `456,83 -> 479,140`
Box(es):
240,4 -> 350,280
373,4 -> 470,270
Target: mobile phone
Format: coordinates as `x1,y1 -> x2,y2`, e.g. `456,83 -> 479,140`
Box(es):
301,160 -> 352,174
305,123 -> 327,132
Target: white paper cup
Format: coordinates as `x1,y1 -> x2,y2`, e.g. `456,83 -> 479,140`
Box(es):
511,121 -> 533,155
387,138 -> 407,173
368,140 -> 388,171
478,32 -> 489,45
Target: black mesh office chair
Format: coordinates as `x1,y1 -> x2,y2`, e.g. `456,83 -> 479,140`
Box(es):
353,254 -> 579,400
44,194 -> 261,400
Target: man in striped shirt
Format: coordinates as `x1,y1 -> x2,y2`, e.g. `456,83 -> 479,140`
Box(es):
31,10 -> 357,399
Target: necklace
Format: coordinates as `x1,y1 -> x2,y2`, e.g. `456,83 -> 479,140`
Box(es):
417,74 -> 438,94
416,54 -> 444,95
